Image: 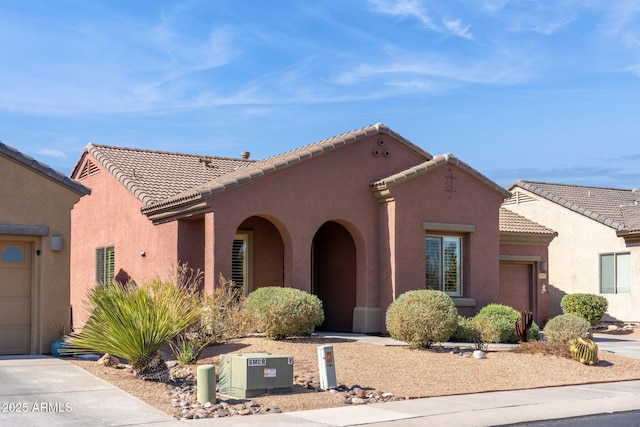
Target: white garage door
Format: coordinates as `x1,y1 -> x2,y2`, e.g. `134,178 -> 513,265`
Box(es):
0,241 -> 32,354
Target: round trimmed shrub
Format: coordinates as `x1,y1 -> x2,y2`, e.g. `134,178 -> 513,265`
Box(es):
560,294 -> 608,326
385,290 -> 458,348
473,304 -> 540,343
245,287 -> 324,340
543,314 -> 592,342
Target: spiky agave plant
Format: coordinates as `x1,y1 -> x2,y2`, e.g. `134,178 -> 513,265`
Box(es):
64,280 -> 201,381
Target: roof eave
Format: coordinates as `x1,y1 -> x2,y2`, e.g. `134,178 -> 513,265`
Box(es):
371,154 -> 511,200
500,231 -> 557,246
616,229 -> 640,244
144,199 -> 211,224
1,142 -> 91,197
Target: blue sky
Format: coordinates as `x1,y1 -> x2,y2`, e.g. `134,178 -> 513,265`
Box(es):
1,1 -> 639,189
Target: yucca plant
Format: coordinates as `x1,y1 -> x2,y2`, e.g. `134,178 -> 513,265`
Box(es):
64,279 -> 201,381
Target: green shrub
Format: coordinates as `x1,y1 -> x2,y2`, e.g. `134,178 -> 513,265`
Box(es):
470,314 -> 502,344
64,279 -> 201,381
543,314 -> 592,342
451,316 -> 477,342
385,290 -> 458,348
560,294 -> 608,326
473,304 -> 540,343
245,287 -> 324,340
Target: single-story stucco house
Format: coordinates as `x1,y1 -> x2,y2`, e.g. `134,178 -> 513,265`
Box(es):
0,142 -> 90,355
69,124 -> 553,332
504,180 -> 640,322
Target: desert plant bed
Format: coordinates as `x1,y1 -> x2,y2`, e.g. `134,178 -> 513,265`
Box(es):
70,334 -> 640,419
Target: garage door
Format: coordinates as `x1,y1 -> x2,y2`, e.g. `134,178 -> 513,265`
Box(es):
499,263 -> 532,312
0,241 -> 32,354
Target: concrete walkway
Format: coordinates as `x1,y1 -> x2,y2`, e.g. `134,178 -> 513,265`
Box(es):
0,333 -> 639,427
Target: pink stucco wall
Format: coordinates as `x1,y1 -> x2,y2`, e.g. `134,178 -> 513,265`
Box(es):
203,134 -> 426,307
70,160 -> 180,326
71,132 -> 515,332
388,164 -> 505,318
201,134 -> 507,330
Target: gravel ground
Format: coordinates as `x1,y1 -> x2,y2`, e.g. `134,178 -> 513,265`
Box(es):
69,331 -> 640,419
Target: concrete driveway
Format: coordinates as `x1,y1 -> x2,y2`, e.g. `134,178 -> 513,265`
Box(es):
0,355 -> 180,427
593,333 -> 640,359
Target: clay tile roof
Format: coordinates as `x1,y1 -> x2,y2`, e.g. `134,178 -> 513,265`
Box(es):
75,144 -> 254,206
1,141 -> 91,196
371,153 -> 511,198
621,202 -> 640,232
512,180 -> 640,232
499,207 -> 557,235
141,123 -> 433,214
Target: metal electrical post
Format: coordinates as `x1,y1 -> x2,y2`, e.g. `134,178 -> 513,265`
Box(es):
317,345 -> 337,389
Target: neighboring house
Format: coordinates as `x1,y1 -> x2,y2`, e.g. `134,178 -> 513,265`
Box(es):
0,142 -> 90,355
504,180 -> 640,322
70,124 -> 551,332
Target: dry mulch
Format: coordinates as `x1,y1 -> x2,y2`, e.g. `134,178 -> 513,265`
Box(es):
70,331 -> 640,418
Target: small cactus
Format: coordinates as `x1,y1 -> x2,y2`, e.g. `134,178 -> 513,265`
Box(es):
569,337 -> 599,366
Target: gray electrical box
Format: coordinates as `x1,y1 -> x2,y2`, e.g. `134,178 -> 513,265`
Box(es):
218,353 -> 294,398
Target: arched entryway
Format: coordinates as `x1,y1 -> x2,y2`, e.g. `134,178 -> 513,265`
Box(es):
234,216 -> 285,295
311,221 -> 356,332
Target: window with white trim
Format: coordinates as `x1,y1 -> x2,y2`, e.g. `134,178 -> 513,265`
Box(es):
600,252 -> 630,294
96,245 -> 115,285
426,235 -> 462,296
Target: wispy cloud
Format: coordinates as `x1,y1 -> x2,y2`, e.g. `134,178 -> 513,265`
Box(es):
444,19 -> 473,40
368,0 -> 474,39
330,51 -> 539,88
37,149 -> 67,159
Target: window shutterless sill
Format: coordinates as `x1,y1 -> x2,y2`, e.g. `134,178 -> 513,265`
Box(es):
451,298 -> 476,307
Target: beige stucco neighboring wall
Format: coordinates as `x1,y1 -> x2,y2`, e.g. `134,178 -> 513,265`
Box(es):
505,189 -> 639,322
0,156 -> 85,353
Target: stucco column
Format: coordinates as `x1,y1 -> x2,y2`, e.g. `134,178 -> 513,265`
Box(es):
290,231 -> 312,293
353,199 -> 395,333
203,212 -> 215,294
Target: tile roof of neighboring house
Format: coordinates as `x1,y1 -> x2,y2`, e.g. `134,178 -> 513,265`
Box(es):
511,180 -> 640,232
1,141 -> 91,196
499,207 -> 557,235
371,153 -> 511,200
621,204 -> 640,232
140,123 -> 433,214
72,145 -> 254,206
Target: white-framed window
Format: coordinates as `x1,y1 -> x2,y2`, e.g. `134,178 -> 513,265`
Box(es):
96,245 -> 115,285
600,252 -> 630,294
232,232 -> 252,296
426,235 -> 462,296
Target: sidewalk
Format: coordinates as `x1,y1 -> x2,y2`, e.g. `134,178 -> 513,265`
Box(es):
1,333 -> 639,426
205,380 -> 640,426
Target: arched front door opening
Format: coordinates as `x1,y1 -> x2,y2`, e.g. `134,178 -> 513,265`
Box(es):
311,221 -> 356,332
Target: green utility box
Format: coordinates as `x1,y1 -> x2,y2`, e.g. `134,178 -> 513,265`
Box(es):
218,353 -> 294,398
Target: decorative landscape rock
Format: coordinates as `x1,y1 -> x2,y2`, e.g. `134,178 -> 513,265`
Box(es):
164,366 -> 404,419
97,353 -> 120,368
